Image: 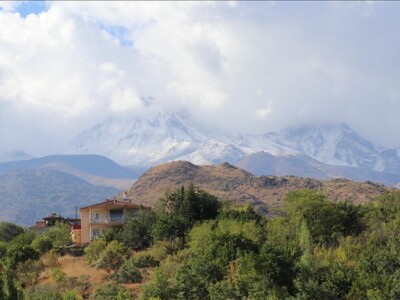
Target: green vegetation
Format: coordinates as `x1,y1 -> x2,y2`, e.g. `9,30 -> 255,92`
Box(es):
0,221 -> 74,299
0,222 -> 25,242
93,283 -> 133,300
4,185 -> 400,299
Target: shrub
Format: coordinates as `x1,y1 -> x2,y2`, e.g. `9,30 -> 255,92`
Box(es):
96,240 -> 127,272
42,250 -> 60,268
32,236 -> 53,254
94,283 -> 133,300
61,290 -> 80,300
0,241 -> 7,259
16,259 -> 44,288
24,285 -> 62,300
50,267 -> 66,283
146,239 -> 182,262
52,275 -> 91,299
113,257 -> 143,283
132,254 -> 158,268
5,244 -> 39,268
9,231 -> 36,247
84,238 -> 107,265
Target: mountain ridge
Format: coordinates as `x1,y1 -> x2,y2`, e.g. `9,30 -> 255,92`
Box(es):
71,111 -> 400,186
119,161 -> 392,215
0,154 -> 137,189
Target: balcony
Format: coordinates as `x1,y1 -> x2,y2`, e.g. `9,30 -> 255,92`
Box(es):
90,216 -> 125,225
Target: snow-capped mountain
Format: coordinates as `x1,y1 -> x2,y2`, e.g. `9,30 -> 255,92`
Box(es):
72,110 -> 400,185
264,124 -> 382,170
74,111 -> 244,166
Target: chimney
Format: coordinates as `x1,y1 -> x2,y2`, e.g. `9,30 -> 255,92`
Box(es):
123,192 -> 129,201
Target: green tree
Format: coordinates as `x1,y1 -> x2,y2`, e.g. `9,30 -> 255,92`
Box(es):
43,223 -> 72,247
31,236 -> 53,254
141,269 -> 176,300
121,208 -> 156,250
2,266 -> 23,300
0,222 -> 25,242
152,185 -> 220,241
5,244 -> 39,268
285,190 -> 348,245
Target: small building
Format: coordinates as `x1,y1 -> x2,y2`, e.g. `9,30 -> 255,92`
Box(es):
29,213 -> 80,233
79,199 -> 141,245
70,224 -> 82,246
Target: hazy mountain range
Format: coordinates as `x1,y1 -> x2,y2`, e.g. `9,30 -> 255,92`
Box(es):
0,154 -> 137,189
3,109 -> 400,225
0,169 -> 121,226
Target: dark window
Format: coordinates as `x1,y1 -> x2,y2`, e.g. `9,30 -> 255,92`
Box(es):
110,209 -> 123,221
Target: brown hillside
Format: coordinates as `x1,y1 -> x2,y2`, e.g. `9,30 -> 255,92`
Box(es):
119,161 -> 392,214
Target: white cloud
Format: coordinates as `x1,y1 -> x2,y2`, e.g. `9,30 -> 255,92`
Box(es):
0,1 -> 21,12
110,88 -> 141,112
1,1 -> 400,155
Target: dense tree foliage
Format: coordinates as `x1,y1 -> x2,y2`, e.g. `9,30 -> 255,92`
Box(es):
121,208 -> 156,250
0,222 -> 25,242
5,185 -> 400,299
0,221 -> 77,299
152,184 -> 221,241
138,188 -> 400,299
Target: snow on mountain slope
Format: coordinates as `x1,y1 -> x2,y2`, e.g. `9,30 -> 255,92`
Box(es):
73,109 -> 298,167
178,140 -> 245,165
74,111 -> 248,166
73,108 -> 400,182
264,124 -> 382,169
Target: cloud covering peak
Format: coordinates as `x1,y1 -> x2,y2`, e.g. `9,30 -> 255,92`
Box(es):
1,1 -> 400,156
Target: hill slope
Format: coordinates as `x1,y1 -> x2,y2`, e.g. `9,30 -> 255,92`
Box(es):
0,154 -> 137,189
0,169 -> 121,226
120,161 -> 391,214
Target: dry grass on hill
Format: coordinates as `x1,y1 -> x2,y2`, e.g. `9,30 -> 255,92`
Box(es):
119,161 -> 393,215
38,254 -> 149,298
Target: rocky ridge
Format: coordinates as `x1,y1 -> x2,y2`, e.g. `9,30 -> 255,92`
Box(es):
119,161 -> 391,214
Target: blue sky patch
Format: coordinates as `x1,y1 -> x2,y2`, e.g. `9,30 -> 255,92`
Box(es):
16,1 -> 48,18
100,24 -> 134,47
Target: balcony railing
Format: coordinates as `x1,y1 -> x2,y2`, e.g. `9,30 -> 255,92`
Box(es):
90,216 -> 125,224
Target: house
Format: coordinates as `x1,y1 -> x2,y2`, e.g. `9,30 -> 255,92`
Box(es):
79,199 -> 141,245
29,213 -> 80,233
70,223 -> 82,246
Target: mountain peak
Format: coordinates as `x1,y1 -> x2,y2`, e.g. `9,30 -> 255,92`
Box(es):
265,123 -> 378,168
72,111 -> 400,186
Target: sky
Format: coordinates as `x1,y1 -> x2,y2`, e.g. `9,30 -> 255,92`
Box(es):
1,1 -> 400,157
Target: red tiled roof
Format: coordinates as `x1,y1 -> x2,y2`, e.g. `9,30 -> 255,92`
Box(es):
29,221 -> 45,230
80,199 -> 140,210
71,224 -> 81,230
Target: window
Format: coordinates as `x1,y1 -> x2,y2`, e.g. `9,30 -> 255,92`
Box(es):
110,209 -> 123,222
92,228 -> 101,240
